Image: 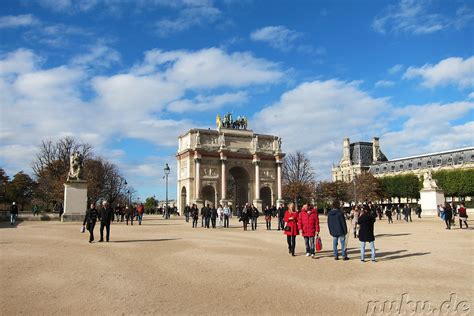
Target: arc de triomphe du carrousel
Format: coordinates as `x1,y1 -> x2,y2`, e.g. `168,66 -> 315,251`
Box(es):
176,113 -> 285,212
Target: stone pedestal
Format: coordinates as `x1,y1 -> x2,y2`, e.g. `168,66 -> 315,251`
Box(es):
63,180 -> 88,222
419,188 -> 445,216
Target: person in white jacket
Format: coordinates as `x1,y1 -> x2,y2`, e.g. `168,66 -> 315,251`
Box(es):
217,204 -> 224,227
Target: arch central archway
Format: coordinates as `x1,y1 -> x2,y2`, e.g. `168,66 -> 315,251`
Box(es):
228,166 -> 250,210
201,185 -> 216,207
260,186 -> 272,209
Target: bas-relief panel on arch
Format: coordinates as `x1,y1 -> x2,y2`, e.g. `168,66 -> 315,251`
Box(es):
260,168 -> 275,180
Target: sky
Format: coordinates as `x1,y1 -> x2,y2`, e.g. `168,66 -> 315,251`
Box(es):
0,0 -> 473,202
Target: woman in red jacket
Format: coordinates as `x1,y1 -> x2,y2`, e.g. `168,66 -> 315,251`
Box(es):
298,203 -> 320,258
284,203 -> 299,256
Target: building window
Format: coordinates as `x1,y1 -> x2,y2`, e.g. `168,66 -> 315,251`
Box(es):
408,163 -> 413,169
375,168 -> 379,173
447,157 -> 453,164
427,160 -> 431,166
391,165 -> 395,171
417,162 -> 422,168
471,155 -> 474,162
458,156 -> 464,164
399,164 -> 404,169
383,166 -> 387,171
437,158 -> 442,166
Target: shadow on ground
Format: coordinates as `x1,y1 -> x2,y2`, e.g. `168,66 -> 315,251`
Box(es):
111,238 -> 182,243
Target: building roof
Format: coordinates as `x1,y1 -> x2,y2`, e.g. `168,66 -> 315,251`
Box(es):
350,142 -> 388,166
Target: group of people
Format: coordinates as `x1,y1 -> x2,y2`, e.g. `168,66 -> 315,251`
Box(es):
82,201 -> 145,243
283,201 -> 376,262
184,203 -> 233,228
438,202 -> 469,229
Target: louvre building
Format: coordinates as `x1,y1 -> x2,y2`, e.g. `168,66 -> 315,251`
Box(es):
332,137 -> 474,182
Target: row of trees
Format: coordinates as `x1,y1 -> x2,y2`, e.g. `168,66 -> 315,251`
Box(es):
1,137 -> 131,211
282,151 -> 474,207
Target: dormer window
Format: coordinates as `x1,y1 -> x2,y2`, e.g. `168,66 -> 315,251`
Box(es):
391,165 -> 395,171
427,160 -> 432,166
408,163 -> 413,169
417,162 -> 422,168
437,158 -> 442,166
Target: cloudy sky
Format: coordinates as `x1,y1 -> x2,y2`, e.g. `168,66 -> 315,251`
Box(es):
0,0 -> 473,201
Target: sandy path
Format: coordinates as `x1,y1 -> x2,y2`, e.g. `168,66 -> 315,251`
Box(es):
1,216 -> 472,315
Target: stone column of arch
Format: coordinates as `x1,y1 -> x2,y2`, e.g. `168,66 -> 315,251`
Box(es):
253,155 -> 262,210
220,152 -> 227,205
194,152 -> 202,205
275,155 -> 284,205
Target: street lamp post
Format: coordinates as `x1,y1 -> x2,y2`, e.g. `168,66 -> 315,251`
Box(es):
164,163 -> 170,219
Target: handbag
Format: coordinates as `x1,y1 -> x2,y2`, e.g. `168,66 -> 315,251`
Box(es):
283,225 -> 291,232
316,236 -> 323,252
80,226 -> 86,233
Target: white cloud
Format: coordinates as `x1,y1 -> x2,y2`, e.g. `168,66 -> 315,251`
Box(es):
372,0 -> 474,35
167,91 -> 248,113
0,49 -> 41,74
71,43 -> 121,69
134,48 -> 283,88
253,80 -> 391,178
0,14 -> 39,28
403,56 -> 474,88
155,2 -> 222,36
250,25 -> 302,51
388,64 -> 403,74
382,101 -> 474,156
375,80 -> 395,88
468,92 -> 474,99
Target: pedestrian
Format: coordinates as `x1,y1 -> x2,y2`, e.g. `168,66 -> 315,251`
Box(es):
283,202 -> 299,256
458,203 -> 468,229
10,202 -> 18,225
277,203 -> 285,231
125,205 -> 134,226
217,204 -> 223,227
32,204 -> 39,216
443,203 -> 453,230
239,203 -> 250,231
83,203 -> 98,243
358,205 -> 376,262
403,204 -> 412,222
250,204 -> 259,230
385,206 -> 393,224
202,204 -> 211,228
211,206 -> 218,228
136,203 -> 144,225
264,206 -> 272,230
190,204 -> 199,228
184,204 -> 191,223
114,203 -> 121,222
396,205 -> 401,220
223,204 -> 231,228
298,203 -> 320,258
327,201 -> 349,261
350,205 -> 360,238
200,205 -> 207,227
98,201 -> 114,242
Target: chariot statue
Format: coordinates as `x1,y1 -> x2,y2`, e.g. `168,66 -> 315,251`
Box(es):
217,112 -> 249,130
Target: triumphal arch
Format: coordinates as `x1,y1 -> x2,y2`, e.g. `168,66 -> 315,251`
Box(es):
176,113 -> 285,212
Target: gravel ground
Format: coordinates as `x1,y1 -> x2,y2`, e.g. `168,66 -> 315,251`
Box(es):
1,215 -> 473,315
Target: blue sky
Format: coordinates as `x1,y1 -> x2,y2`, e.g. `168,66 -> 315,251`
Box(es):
0,0 -> 473,202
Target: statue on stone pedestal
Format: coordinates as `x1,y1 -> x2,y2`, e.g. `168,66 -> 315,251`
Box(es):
423,170 -> 438,189
67,152 -> 84,181
218,133 -> 226,148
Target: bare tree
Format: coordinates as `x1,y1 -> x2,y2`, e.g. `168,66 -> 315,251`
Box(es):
282,151 -> 316,206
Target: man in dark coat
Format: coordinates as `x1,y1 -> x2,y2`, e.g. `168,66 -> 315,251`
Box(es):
10,202 -> 19,225
83,203 -> 99,243
277,203 -> 285,231
327,201 -> 349,260
210,206 -> 217,228
358,206 -> 376,262
250,204 -> 259,230
98,201 -> 114,242
201,204 -> 210,228
184,204 -> 191,222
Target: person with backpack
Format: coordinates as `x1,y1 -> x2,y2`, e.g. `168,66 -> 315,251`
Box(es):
298,203 -> 320,258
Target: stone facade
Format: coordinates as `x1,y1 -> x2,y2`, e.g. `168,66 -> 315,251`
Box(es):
332,137 -> 474,182
176,128 -> 284,211
332,137 -> 388,182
